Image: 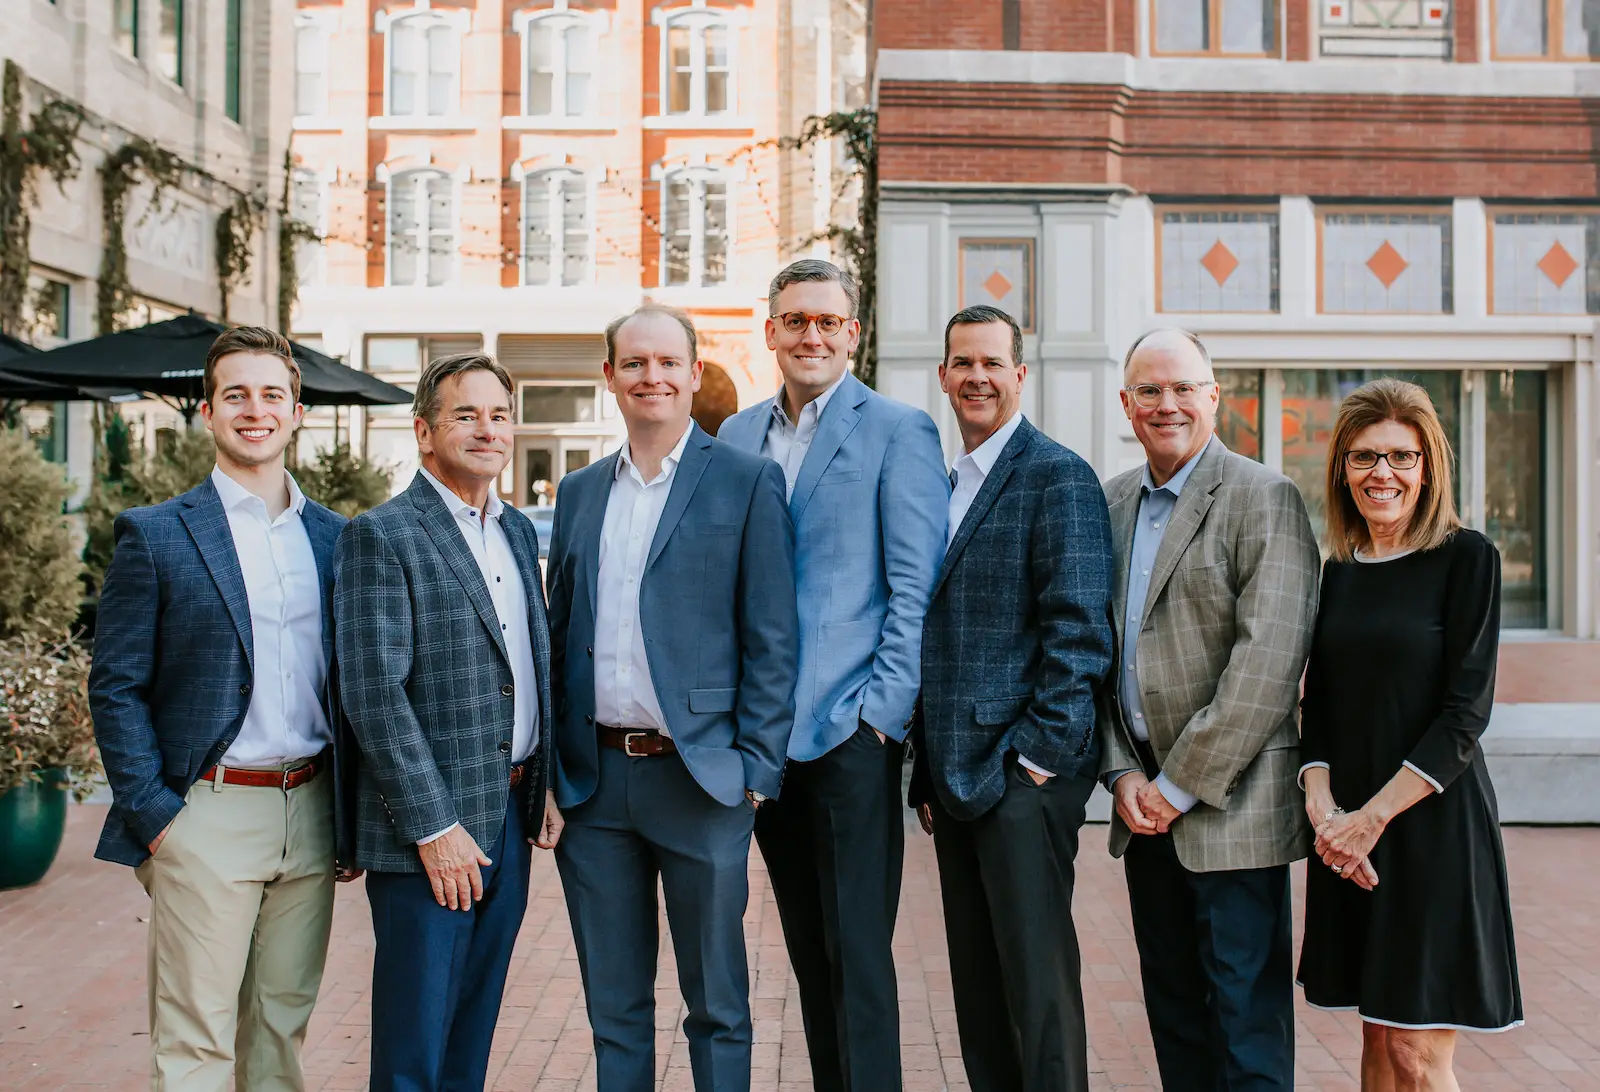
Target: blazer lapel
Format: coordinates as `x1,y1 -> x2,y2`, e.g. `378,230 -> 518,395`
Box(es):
407,475 -> 509,665
646,425 -> 712,570
501,511 -> 553,680
179,479 -> 254,671
717,397 -> 774,454
1139,442 -> 1227,628
301,501 -> 341,665
786,375 -> 866,523
1108,475 -> 1141,627
932,418 -> 1033,601
574,451 -> 620,623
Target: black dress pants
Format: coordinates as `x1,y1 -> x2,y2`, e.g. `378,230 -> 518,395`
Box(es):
930,763 -> 1095,1092
1123,832 -> 1295,1092
754,722 -> 905,1092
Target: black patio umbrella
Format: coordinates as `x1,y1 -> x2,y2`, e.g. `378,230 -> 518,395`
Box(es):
0,332 -> 140,401
0,315 -> 412,408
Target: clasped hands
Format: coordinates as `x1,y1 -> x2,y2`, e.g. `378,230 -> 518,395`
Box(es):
1310,803 -> 1383,891
1111,771 -> 1183,835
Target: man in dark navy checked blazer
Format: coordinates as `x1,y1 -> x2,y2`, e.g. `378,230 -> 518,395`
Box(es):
90,326 -> 355,1091
334,351 -> 558,1092
909,305 -> 1116,1092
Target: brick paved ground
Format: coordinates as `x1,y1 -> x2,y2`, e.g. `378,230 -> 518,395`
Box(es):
2,805 -> 1597,1091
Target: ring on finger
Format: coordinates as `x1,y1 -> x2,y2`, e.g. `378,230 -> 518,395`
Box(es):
1331,864 -> 1342,874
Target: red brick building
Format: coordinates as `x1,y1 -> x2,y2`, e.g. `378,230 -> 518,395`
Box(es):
871,1 -> 1600,716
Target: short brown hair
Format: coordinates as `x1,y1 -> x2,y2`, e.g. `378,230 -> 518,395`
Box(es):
604,304 -> 698,366
1324,378 -> 1461,561
204,326 -> 300,404
768,259 -> 859,318
412,352 -> 514,425
943,305 -> 1023,368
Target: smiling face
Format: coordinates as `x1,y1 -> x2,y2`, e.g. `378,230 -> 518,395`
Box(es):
201,352 -> 303,470
605,310 -> 703,433
415,368 -> 514,485
1344,418 -> 1426,537
1121,333 -> 1219,483
939,319 -> 1026,450
766,279 -> 859,401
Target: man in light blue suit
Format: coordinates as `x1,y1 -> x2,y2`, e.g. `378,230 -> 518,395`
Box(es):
544,304 -> 799,1092
719,259 -> 949,1092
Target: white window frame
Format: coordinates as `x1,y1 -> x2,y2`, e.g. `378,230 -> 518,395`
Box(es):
288,167 -> 328,288
379,164 -> 461,288
516,379 -> 604,426
653,1 -> 740,118
515,164 -> 594,287
293,10 -> 338,126
655,163 -> 734,289
513,1 -> 606,119
376,2 -> 468,120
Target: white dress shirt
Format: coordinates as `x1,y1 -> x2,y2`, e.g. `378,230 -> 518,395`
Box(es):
211,467 -> 331,768
593,425 -> 694,735
946,413 -> 1052,779
762,371 -> 849,499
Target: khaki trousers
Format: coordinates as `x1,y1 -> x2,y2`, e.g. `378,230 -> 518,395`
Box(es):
134,768 -> 335,1092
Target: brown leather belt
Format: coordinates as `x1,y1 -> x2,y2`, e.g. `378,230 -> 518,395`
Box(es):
198,755 -> 323,791
597,723 -> 677,757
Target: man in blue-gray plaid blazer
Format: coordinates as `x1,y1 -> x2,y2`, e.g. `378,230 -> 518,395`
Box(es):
335,352 -> 555,1092
909,306 -> 1115,1092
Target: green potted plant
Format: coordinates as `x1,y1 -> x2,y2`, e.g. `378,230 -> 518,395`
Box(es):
0,427 -> 97,887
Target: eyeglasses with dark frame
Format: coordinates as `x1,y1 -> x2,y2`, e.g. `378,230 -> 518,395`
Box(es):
1121,380 -> 1217,408
771,311 -> 852,337
1344,450 -> 1422,471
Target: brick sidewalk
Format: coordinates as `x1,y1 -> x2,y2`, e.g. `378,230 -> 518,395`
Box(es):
2,806 -> 1596,1090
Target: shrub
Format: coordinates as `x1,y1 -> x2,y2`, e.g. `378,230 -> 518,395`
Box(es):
0,632 -> 98,798
297,441 -> 394,518
82,427 -> 214,594
0,428 -> 84,639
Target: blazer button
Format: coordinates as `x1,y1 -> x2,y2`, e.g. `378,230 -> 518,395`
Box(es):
239,683 -> 251,696
499,741 -> 512,754
584,715 -> 594,725
586,646 -> 593,657
501,683 -> 514,697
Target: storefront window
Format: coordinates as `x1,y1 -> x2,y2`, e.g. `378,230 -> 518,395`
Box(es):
1485,371 -> 1547,628
1216,369 -> 1264,460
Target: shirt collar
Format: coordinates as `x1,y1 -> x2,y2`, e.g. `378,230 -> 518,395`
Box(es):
617,422 -> 694,483
210,465 -> 306,515
1141,435 -> 1217,499
954,411 -> 1025,480
772,370 -> 850,429
420,466 -> 504,521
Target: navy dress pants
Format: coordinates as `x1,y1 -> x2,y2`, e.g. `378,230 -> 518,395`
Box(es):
1123,832 -> 1295,1092
365,788 -> 532,1092
555,747 -> 757,1092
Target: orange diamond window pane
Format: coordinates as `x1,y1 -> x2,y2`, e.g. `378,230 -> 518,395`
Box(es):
1537,241 -> 1579,288
1200,240 -> 1240,286
1366,241 -> 1409,289
983,270 -> 1013,300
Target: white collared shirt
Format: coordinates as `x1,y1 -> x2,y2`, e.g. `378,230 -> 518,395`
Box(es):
211,466 -> 331,768
947,410 -> 1025,548
762,370 -> 849,499
593,424 -> 694,735
419,468 -> 540,765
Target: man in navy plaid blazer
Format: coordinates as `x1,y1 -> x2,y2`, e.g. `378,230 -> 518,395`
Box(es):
90,327 -> 355,1091
909,306 -> 1115,1092
335,352 -> 557,1092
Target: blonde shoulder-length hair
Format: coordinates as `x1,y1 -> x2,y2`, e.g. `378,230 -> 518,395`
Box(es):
1324,378 -> 1461,562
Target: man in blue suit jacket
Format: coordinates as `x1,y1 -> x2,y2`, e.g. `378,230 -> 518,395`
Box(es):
719,259 -> 948,1092
90,327 -> 354,1091
910,306 -> 1115,1092
545,304 -> 798,1092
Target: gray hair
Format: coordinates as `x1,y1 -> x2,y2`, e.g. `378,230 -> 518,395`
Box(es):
412,352 -> 514,425
605,304 -> 698,366
1122,327 -> 1213,375
768,259 -> 859,318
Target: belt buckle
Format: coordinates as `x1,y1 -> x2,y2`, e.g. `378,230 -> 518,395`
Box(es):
282,760 -> 311,790
623,731 -> 650,757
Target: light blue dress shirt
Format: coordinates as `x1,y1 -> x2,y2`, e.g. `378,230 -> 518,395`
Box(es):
1117,439 -> 1218,814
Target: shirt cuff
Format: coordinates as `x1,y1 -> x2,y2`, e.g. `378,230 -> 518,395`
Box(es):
1402,760 -> 1444,794
1297,761 -> 1331,790
417,821 -> 459,846
1104,768 -> 1141,791
1153,773 -> 1199,814
1017,755 -> 1056,778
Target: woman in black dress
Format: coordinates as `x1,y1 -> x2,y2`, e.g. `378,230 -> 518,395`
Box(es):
1297,379 -> 1521,1091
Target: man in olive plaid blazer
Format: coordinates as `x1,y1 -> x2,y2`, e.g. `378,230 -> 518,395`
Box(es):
1098,329 -> 1320,1092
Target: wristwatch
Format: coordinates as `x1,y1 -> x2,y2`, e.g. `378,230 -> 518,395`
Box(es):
746,789 -> 767,807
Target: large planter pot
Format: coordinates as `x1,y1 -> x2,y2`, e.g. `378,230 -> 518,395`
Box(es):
0,769 -> 69,889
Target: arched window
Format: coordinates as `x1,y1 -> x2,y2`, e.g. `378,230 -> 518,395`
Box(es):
523,168 -> 590,286
517,3 -> 599,118
658,5 -> 734,117
660,166 -> 729,287
383,8 -> 461,117
386,168 -> 456,286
